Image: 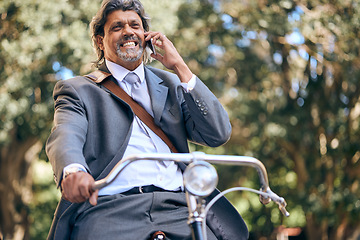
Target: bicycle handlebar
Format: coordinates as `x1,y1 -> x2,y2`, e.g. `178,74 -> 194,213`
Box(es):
92,152 -> 289,217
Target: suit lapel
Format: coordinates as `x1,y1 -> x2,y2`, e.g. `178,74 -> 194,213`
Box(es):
145,67 -> 168,125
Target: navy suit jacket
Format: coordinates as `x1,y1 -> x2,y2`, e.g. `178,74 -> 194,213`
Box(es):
46,63 -> 248,239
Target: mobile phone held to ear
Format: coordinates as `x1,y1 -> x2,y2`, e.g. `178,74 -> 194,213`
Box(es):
147,38 -> 156,55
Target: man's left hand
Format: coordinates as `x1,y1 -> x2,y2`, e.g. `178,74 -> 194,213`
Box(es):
145,31 -> 193,83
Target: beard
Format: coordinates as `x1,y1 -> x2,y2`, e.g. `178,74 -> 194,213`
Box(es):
116,36 -> 144,62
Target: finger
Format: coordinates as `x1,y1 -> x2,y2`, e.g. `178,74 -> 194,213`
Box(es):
160,34 -> 167,41
72,185 -> 87,202
78,178 -> 91,199
73,195 -> 87,203
144,31 -> 160,41
151,32 -> 165,43
153,39 -> 165,51
89,190 -> 99,206
61,178 -> 73,201
144,31 -> 153,41
150,52 -> 163,62
76,173 -> 94,202
61,172 -> 92,203
79,187 -> 90,199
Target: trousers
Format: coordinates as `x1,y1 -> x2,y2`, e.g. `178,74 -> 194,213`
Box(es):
70,191 -> 217,240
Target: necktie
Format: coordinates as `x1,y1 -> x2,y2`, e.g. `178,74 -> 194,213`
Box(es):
123,72 -> 153,116
123,72 -> 172,165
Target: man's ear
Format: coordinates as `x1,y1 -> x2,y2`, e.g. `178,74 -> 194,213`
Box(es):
96,35 -> 104,50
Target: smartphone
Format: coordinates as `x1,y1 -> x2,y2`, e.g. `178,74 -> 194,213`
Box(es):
146,38 -> 156,55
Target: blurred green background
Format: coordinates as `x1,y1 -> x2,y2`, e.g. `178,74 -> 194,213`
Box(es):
0,0 -> 359,239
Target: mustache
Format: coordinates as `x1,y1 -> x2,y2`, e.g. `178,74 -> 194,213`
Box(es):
117,36 -> 143,47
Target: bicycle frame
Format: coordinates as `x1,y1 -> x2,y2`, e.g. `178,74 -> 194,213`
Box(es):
92,152 -> 289,240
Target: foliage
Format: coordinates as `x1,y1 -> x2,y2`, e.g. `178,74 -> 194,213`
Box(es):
0,0 -> 98,144
0,0 -> 185,239
29,161 -> 60,239
0,0 -> 98,238
177,0 -> 360,239
1,0 -> 359,239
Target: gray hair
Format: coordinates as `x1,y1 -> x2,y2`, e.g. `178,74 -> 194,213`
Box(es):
90,0 -> 151,67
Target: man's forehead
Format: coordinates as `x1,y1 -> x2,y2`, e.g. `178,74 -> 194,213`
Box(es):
106,10 -> 142,24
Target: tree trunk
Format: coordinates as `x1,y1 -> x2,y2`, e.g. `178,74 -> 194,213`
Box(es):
0,127 -> 40,240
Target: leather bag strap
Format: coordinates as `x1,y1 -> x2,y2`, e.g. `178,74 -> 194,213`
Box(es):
85,70 -> 179,153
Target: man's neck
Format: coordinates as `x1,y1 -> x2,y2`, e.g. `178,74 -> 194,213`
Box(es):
110,57 -> 143,71
105,59 -> 145,83
123,62 -> 142,71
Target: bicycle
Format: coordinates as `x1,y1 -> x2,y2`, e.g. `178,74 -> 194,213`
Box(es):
92,152 -> 290,240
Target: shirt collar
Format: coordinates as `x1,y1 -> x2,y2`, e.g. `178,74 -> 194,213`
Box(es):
105,59 -> 145,83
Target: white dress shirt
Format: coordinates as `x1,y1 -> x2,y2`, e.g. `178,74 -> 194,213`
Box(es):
64,60 -> 197,196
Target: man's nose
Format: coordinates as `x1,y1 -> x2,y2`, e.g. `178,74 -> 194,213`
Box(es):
123,24 -> 134,36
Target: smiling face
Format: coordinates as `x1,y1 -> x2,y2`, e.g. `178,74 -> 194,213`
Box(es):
96,10 -> 146,70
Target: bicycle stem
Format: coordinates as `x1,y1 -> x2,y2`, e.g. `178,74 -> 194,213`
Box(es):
186,193 -> 205,240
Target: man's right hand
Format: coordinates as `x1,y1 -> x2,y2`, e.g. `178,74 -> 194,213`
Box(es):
61,172 -> 99,206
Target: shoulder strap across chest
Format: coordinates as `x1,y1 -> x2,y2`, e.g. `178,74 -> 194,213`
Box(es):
85,70 -> 178,153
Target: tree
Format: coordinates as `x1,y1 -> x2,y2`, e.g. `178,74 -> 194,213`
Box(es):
173,0 -> 360,239
0,0 -> 98,238
1,0 -> 359,239
0,0 -> 184,239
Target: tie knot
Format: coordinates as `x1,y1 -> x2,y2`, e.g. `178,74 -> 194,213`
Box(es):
123,72 -> 140,85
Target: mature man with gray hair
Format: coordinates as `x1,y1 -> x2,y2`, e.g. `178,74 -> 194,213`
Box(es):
46,0 -> 248,239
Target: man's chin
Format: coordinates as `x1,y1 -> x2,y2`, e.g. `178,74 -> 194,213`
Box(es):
117,49 -> 143,62
119,55 -> 141,62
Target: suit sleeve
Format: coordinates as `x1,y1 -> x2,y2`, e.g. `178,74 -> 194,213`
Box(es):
182,77 -> 232,147
46,80 -> 89,187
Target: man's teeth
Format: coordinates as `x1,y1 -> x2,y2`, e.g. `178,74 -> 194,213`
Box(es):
123,42 -> 136,47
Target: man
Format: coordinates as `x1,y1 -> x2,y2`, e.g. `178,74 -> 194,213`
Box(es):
46,0 -> 248,239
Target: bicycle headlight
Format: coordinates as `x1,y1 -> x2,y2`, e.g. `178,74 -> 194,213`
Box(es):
183,161 -> 218,197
